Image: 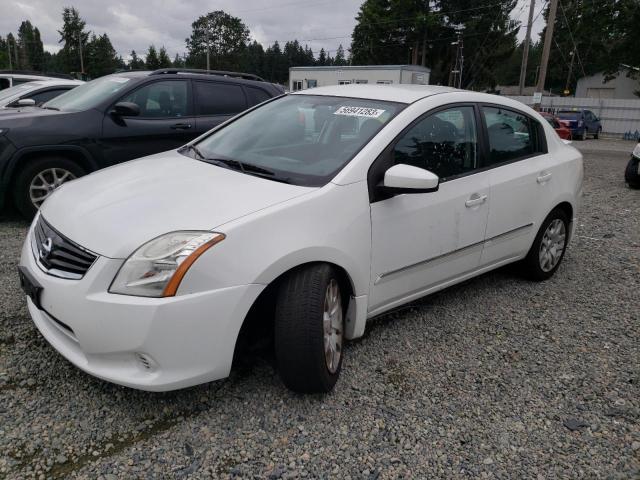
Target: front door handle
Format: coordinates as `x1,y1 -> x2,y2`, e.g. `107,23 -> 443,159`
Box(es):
170,123 -> 192,130
537,172 -> 552,184
465,194 -> 487,208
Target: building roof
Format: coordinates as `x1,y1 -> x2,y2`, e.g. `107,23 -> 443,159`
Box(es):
293,84 -> 456,103
289,64 -> 431,73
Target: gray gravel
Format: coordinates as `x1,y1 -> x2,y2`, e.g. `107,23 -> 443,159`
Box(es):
1,140 -> 638,479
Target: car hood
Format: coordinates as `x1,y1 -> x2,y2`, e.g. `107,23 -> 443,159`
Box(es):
0,106 -> 60,119
40,151 -> 316,258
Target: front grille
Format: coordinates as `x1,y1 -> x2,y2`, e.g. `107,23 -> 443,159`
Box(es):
31,216 -> 97,279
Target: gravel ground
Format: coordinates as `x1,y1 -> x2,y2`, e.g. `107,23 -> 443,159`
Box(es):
1,141 -> 638,479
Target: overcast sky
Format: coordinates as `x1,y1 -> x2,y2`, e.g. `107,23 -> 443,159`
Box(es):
1,0 -> 544,61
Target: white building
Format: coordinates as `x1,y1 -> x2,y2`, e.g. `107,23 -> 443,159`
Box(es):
289,65 -> 430,91
575,70 -> 639,99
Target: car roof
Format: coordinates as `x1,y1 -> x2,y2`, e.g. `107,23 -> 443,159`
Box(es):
20,79 -> 84,87
292,84 -> 459,104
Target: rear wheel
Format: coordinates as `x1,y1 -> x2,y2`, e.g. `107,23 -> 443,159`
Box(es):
274,264 -> 345,393
520,208 -> 569,281
580,129 -> 587,141
594,128 -> 600,139
13,157 -> 85,219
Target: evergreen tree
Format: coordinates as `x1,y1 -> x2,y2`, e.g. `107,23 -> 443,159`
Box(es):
333,44 -> 347,66
85,33 -> 119,78
172,53 -> 185,68
17,21 -> 44,71
241,40 -> 265,78
158,46 -> 172,68
145,45 -> 160,70
58,7 -> 90,74
129,50 -> 145,69
318,48 -> 327,66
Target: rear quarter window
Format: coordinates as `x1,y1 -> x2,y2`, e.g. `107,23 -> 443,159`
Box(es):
194,81 -> 247,115
244,86 -> 272,107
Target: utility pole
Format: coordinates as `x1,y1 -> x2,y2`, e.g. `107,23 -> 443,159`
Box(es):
7,40 -> 12,70
534,0 -> 558,109
564,49 -> 575,95
205,28 -> 210,70
518,0 -> 536,95
77,34 -> 84,75
450,29 -> 464,88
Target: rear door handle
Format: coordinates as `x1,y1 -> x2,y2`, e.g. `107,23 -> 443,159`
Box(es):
465,194 -> 487,208
170,123 -> 192,130
537,172 -> 552,183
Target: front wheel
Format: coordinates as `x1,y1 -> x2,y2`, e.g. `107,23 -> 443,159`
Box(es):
520,208 -> 569,281
13,157 -> 85,219
274,264 -> 345,393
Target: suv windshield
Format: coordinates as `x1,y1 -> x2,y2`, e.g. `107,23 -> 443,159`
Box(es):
43,75 -> 132,112
191,94 -> 404,186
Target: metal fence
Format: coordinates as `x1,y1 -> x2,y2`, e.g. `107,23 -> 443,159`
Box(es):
506,96 -> 640,137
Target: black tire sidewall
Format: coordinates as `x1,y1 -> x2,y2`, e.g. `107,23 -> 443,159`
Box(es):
523,209 -> 570,281
13,157 -> 85,219
274,264 -> 345,393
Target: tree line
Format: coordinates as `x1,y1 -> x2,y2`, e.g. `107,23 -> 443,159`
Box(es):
0,7 -> 348,84
0,1 -> 638,92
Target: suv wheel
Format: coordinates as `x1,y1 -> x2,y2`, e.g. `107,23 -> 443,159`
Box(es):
13,157 -> 85,219
594,128 -> 600,139
521,208 -> 569,281
580,129 -> 587,141
274,264 -> 345,393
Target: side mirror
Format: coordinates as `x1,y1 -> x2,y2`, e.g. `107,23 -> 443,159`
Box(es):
17,98 -> 36,107
111,101 -> 140,117
380,164 -> 439,195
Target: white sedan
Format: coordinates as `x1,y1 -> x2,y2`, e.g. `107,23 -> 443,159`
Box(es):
18,85 -> 583,393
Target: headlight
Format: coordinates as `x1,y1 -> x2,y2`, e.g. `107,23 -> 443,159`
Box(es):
109,231 -> 225,297
633,143 -> 640,159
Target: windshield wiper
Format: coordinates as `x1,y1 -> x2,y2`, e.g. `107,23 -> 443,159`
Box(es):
201,158 -> 291,184
42,106 -> 60,111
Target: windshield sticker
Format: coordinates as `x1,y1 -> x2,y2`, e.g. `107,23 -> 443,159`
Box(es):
108,77 -> 130,84
334,106 -> 385,118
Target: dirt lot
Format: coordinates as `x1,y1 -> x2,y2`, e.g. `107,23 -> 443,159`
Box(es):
0,140 -> 638,479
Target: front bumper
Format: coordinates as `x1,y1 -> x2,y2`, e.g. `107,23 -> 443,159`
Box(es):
19,224 -> 264,391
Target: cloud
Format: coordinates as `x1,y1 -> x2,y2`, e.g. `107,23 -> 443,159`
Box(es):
0,0 -> 363,59
1,0 -> 541,62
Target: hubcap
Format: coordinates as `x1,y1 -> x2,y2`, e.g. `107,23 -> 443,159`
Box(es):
539,219 -> 566,272
29,168 -> 75,208
323,279 -> 343,374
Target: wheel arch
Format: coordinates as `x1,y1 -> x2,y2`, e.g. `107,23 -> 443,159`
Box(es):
232,259 -> 361,366
7,145 -> 97,190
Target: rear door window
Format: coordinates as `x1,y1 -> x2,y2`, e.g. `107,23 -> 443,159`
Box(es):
194,81 -> 247,115
482,106 -> 537,166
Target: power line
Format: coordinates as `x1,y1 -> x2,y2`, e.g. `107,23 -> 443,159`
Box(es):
557,0 -> 587,78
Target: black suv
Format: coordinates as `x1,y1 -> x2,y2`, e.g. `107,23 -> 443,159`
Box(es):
0,68 -> 283,218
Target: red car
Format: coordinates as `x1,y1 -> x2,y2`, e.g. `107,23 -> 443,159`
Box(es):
541,112 -> 572,140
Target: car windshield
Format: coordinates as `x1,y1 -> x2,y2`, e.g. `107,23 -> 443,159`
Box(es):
192,94 -> 404,186
43,75 -> 132,112
0,83 -> 38,102
557,111 -> 580,120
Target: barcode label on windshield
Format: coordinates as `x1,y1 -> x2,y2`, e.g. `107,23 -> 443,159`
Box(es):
334,106 -> 385,118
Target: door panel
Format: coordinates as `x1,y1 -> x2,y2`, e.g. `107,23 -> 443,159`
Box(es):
370,173 -> 490,312
482,154 -> 555,264
369,104 -> 489,312
100,79 -> 196,165
479,106 -> 555,265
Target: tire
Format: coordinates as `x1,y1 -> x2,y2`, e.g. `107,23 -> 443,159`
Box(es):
274,264 -> 345,393
580,129 -> 587,141
13,157 -> 85,219
594,128 -> 600,139
520,208 -> 570,281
